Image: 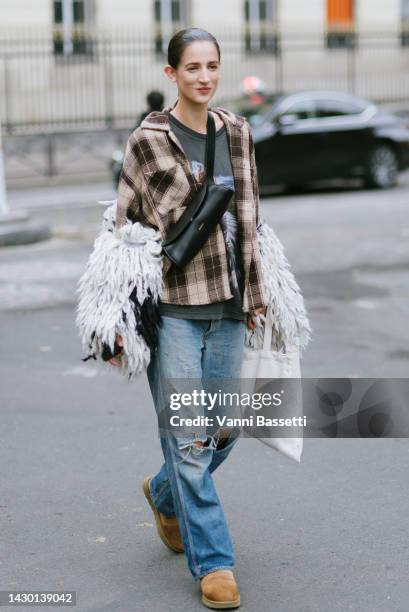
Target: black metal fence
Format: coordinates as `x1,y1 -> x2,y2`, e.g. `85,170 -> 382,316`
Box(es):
1,29 -> 409,135
3,128 -> 127,184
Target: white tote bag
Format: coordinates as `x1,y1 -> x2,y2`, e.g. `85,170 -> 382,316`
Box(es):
241,306 -> 304,463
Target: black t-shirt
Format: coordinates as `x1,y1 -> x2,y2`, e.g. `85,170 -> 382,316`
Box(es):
158,113 -> 245,321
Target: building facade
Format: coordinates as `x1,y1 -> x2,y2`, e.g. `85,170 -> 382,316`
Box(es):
1,1 -> 408,131
1,1 -> 406,34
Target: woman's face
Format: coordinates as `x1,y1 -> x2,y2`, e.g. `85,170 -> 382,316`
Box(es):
165,40 -> 220,105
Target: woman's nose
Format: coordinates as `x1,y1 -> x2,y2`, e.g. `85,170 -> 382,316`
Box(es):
198,70 -> 211,82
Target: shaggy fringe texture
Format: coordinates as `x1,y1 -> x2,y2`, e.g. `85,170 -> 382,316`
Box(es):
76,203 -> 311,379
76,201 -> 163,380
244,221 -> 312,355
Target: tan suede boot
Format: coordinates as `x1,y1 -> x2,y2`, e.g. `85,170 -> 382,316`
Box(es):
142,476 -> 184,553
200,569 -> 241,609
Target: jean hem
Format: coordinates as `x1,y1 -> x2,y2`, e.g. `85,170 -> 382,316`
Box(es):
150,481 -> 176,518
195,565 -> 235,581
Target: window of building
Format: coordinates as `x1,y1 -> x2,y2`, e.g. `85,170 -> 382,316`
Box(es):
53,0 -> 94,57
326,0 -> 356,49
154,0 -> 189,55
402,0 -> 409,46
244,0 -> 279,54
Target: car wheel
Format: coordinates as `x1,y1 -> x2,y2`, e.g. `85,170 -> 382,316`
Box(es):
365,145 -> 398,189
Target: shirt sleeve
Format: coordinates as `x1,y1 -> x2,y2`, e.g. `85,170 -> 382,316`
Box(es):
246,120 -> 267,311
116,131 -> 173,277
116,131 -> 144,230
247,122 -> 261,228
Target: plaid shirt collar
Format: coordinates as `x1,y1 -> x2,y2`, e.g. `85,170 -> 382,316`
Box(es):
139,101 -> 248,199
139,100 -> 243,132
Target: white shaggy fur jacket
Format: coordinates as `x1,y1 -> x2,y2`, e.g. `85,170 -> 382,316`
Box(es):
76,202 -> 311,380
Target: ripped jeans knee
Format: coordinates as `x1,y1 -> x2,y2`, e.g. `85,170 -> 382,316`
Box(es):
174,427 -> 240,464
175,433 -> 213,464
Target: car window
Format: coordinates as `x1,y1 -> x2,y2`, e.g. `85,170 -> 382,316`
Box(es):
280,99 -> 317,120
315,99 -> 364,117
221,95 -> 283,123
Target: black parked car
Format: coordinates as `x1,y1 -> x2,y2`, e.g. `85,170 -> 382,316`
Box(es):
223,90 -> 409,191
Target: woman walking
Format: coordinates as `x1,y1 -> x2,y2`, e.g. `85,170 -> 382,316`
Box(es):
78,25 -> 310,609
111,28 -> 266,608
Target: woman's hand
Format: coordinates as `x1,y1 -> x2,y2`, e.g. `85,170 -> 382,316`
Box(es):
246,306 -> 267,330
108,335 -> 124,367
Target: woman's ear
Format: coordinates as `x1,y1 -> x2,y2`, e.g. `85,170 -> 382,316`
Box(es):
164,64 -> 177,83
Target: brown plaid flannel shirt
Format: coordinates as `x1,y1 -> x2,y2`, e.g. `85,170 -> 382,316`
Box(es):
116,103 -> 266,312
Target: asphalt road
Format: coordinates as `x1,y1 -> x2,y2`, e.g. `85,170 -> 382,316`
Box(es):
1,176 -> 409,611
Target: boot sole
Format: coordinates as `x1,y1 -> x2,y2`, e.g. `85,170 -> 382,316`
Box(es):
201,594 -> 241,609
142,476 -> 184,554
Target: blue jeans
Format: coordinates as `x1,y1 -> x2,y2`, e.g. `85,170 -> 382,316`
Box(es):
146,316 -> 246,580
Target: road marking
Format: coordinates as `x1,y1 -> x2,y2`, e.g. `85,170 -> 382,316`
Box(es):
62,366 -> 99,378
353,300 -> 377,309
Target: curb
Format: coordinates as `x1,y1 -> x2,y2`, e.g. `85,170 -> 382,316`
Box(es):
0,220 -> 51,247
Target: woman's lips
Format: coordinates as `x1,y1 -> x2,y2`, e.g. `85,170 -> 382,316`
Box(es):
197,88 -> 211,92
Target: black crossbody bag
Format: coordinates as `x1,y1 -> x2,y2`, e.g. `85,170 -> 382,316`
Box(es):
161,112 -> 234,269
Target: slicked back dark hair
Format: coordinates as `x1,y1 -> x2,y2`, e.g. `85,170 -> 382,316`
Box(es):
167,28 -> 221,69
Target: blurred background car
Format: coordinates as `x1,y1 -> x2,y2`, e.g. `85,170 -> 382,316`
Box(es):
110,88 -> 409,193
222,89 -> 409,193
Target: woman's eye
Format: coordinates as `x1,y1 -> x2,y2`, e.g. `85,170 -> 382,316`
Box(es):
187,66 -> 218,72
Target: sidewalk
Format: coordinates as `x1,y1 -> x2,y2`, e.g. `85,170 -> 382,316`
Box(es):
8,181 -> 116,212
1,182 -> 117,311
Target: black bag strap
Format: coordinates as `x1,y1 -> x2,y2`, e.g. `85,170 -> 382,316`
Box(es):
204,111 -> 216,184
